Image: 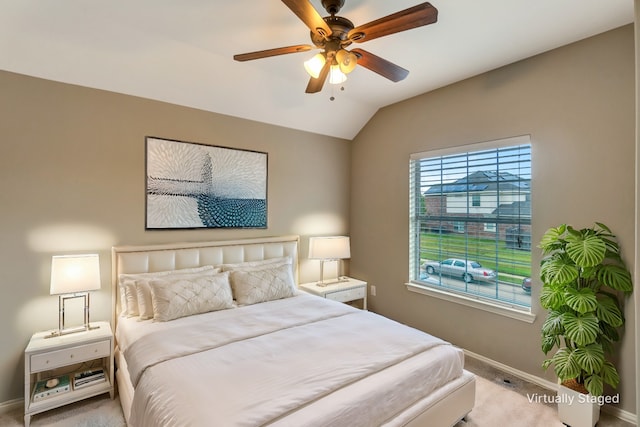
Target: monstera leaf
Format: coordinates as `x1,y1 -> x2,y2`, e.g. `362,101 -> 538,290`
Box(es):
551,347 -> 581,380
564,287 -> 597,314
596,293 -> 624,328
565,232 -> 606,267
596,264 -> 633,293
540,255 -> 579,286
562,312 -> 599,346
574,344 -> 604,374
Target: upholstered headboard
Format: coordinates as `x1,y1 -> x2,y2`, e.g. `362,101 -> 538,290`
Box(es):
111,235 -> 300,327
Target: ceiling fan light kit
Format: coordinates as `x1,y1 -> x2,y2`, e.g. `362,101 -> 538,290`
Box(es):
233,0 -> 438,94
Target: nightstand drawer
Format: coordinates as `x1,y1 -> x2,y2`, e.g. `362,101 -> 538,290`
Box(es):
325,286 -> 366,303
30,340 -> 110,372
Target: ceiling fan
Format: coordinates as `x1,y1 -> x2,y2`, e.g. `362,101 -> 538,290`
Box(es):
233,0 -> 438,94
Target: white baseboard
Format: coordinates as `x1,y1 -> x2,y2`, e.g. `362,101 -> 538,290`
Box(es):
464,349 -> 637,426
0,397 -> 22,415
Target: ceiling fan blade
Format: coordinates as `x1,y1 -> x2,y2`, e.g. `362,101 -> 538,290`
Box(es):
281,0 -> 332,39
351,48 -> 409,82
234,45 -> 314,62
348,2 -> 438,43
305,61 -> 331,93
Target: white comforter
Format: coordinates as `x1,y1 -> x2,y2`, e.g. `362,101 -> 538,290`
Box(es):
123,294 -> 463,427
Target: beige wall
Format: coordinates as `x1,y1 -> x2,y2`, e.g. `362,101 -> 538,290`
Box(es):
351,25 -> 636,415
0,71 -> 350,404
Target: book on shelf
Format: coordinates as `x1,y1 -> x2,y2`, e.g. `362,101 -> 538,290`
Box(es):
32,374 -> 70,402
73,368 -> 106,389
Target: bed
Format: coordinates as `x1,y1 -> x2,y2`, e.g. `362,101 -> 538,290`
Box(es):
111,235 -> 475,427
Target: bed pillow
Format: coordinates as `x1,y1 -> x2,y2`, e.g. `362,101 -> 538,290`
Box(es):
123,280 -> 140,317
118,265 -> 219,317
219,256 -> 291,272
135,270 -> 223,320
149,272 -> 234,322
135,280 -> 153,320
229,263 -> 296,305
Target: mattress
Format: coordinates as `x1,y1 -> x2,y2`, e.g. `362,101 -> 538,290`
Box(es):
117,293 -> 466,427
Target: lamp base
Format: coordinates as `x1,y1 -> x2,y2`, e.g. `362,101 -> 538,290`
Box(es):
46,324 -> 100,339
316,276 -> 350,287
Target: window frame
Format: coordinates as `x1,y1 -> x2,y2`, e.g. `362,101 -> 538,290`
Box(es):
408,135 -> 535,322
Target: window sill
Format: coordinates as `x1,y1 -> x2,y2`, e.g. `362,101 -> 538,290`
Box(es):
405,282 -> 536,323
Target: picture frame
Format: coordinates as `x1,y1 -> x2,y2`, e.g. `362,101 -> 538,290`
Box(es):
145,137 -> 267,229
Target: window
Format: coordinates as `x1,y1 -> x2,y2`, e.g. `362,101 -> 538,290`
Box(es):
409,136 -> 532,311
484,223 -> 496,232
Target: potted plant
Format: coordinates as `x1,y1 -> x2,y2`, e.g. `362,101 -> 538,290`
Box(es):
539,222 -> 633,427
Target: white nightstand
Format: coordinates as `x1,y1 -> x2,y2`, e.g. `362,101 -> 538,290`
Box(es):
24,321 -> 115,427
299,277 -> 368,310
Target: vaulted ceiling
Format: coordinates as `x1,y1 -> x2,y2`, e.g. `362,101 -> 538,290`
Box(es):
0,0 -> 634,139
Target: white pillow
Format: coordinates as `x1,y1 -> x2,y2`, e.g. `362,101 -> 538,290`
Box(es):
219,256 -> 291,272
123,280 -> 139,317
138,270 -> 227,320
149,272 -> 234,322
135,281 -> 153,320
229,263 -> 296,305
118,265 -> 219,318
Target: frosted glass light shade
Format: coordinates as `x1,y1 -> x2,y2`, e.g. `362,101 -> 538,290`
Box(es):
329,65 -> 347,84
304,53 -> 326,78
336,49 -> 357,74
308,236 -> 351,260
50,254 -> 101,295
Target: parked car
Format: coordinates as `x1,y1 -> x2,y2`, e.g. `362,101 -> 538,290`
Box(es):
423,258 -> 496,283
522,277 -> 532,292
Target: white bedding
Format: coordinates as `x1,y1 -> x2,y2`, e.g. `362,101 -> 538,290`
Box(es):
117,293 -> 465,427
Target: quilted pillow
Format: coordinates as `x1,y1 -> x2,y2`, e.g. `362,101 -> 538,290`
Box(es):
135,270 -> 223,320
149,272 -> 234,322
229,263 -> 296,305
219,256 -> 291,272
118,265 -> 219,317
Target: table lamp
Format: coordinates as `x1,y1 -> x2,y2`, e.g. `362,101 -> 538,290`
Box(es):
48,254 -> 101,337
308,236 -> 351,287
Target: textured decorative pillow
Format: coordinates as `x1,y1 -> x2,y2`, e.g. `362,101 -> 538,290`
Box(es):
219,256 -> 291,272
136,270 -> 224,320
118,265 -> 219,318
229,263 -> 296,305
149,272 -> 234,322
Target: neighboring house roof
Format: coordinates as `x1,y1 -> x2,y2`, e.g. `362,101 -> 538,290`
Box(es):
424,171 -> 530,195
492,200 -> 531,217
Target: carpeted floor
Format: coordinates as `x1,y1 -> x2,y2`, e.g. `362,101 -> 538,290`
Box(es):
0,356 -> 632,426
459,356 -> 633,427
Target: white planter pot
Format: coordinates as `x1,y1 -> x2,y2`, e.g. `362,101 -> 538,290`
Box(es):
557,383 -> 601,427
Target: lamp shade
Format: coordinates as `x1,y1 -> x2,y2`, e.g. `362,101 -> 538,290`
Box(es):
308,236 -> 351,260
328,65 -> 347,84
336,49 -> 357,74
50,254 -> 101,295
304,53 -> 326,79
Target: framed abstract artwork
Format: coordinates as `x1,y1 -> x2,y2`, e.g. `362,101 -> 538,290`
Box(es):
145,137 -> 267,229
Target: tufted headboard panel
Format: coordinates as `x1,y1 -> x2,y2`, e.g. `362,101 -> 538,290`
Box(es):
111,235 -> 300,327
